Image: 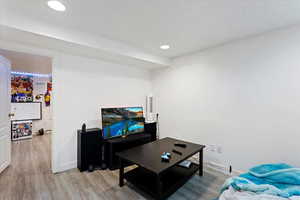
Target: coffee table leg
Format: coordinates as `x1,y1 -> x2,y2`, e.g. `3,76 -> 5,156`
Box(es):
199,150 -> 203,176
156,175 -> 162,200
119,158 -> 124,187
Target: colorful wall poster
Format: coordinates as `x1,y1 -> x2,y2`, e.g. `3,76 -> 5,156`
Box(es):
11,75 -> 33,102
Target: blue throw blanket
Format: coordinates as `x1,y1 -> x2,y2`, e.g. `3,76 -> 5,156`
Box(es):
221,163 -> 300,198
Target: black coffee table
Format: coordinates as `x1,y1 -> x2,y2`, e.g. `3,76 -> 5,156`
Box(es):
116,137 -> 205,200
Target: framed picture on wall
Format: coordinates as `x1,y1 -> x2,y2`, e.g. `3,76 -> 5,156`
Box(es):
11,120 -> 33,141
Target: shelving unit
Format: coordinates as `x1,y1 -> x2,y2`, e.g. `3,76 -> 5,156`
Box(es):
124,163 -> 199,199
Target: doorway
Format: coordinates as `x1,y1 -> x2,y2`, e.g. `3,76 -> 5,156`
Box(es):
0,48 -> 53,174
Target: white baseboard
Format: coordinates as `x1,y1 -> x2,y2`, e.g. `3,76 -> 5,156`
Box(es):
204,161 -> 243,176
51,158 -> 244,177
52,160 -> 77,173
188,154 -> 243,176
0,161 -> 10,174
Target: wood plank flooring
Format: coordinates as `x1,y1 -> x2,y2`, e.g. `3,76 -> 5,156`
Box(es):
0,134 -> 228,200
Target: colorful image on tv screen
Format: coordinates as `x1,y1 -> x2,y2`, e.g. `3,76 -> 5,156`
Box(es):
102,107 -> 144,139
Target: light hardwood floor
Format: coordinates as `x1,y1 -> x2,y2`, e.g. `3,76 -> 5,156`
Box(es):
0,134 -> 228,200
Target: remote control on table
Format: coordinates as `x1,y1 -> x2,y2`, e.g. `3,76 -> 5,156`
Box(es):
172,149 -> 182,155
174,143 -> 187,148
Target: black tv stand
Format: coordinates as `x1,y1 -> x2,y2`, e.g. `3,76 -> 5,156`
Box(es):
105,133 -> 152,170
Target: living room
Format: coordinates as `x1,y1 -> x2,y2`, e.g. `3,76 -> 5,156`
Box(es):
1,1 -> 300,200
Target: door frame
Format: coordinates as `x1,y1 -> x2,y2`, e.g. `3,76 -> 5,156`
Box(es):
0,55 -> 11,173
0,41 -> 59,173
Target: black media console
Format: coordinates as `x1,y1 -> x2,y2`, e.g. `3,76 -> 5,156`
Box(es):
77,122 -> 157,172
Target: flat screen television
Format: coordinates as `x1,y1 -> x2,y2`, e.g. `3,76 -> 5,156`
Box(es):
101,107 -> 144,139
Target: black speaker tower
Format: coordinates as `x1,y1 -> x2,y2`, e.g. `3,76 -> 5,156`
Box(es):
77,127 -> 102,172
145,122 -> 157,141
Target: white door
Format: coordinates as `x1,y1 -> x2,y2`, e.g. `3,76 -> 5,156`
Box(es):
0,55 -> 11,173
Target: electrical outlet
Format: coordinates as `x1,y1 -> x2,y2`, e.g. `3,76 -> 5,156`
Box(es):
213,145 -> 217,152
217,146 -> 222,154
207,144 -> 221,153
206,145 -> 211,151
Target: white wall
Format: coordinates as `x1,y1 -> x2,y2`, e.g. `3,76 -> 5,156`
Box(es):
52,54 -> 152,172
32,76 -> 52,133
152,25 -> 300,172
4,24 -> 300,174
0,40 -> 152,173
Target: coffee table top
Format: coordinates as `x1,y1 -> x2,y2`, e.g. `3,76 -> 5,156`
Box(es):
116,137 -> 205,174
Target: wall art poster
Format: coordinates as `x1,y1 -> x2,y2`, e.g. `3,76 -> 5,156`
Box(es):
11,75 -> 33,102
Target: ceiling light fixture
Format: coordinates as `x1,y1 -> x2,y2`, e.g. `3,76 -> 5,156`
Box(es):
160,45 -> 170,50
47,0 -> 66,12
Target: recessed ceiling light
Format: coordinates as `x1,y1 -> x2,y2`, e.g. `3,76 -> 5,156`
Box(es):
160,45 -> 170,50
47,0 -> 66,12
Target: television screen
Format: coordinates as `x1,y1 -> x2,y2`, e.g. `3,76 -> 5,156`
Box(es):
101,107 -> 144,139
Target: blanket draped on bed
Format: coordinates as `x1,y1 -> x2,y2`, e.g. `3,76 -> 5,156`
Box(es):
221,163 -> 300,198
